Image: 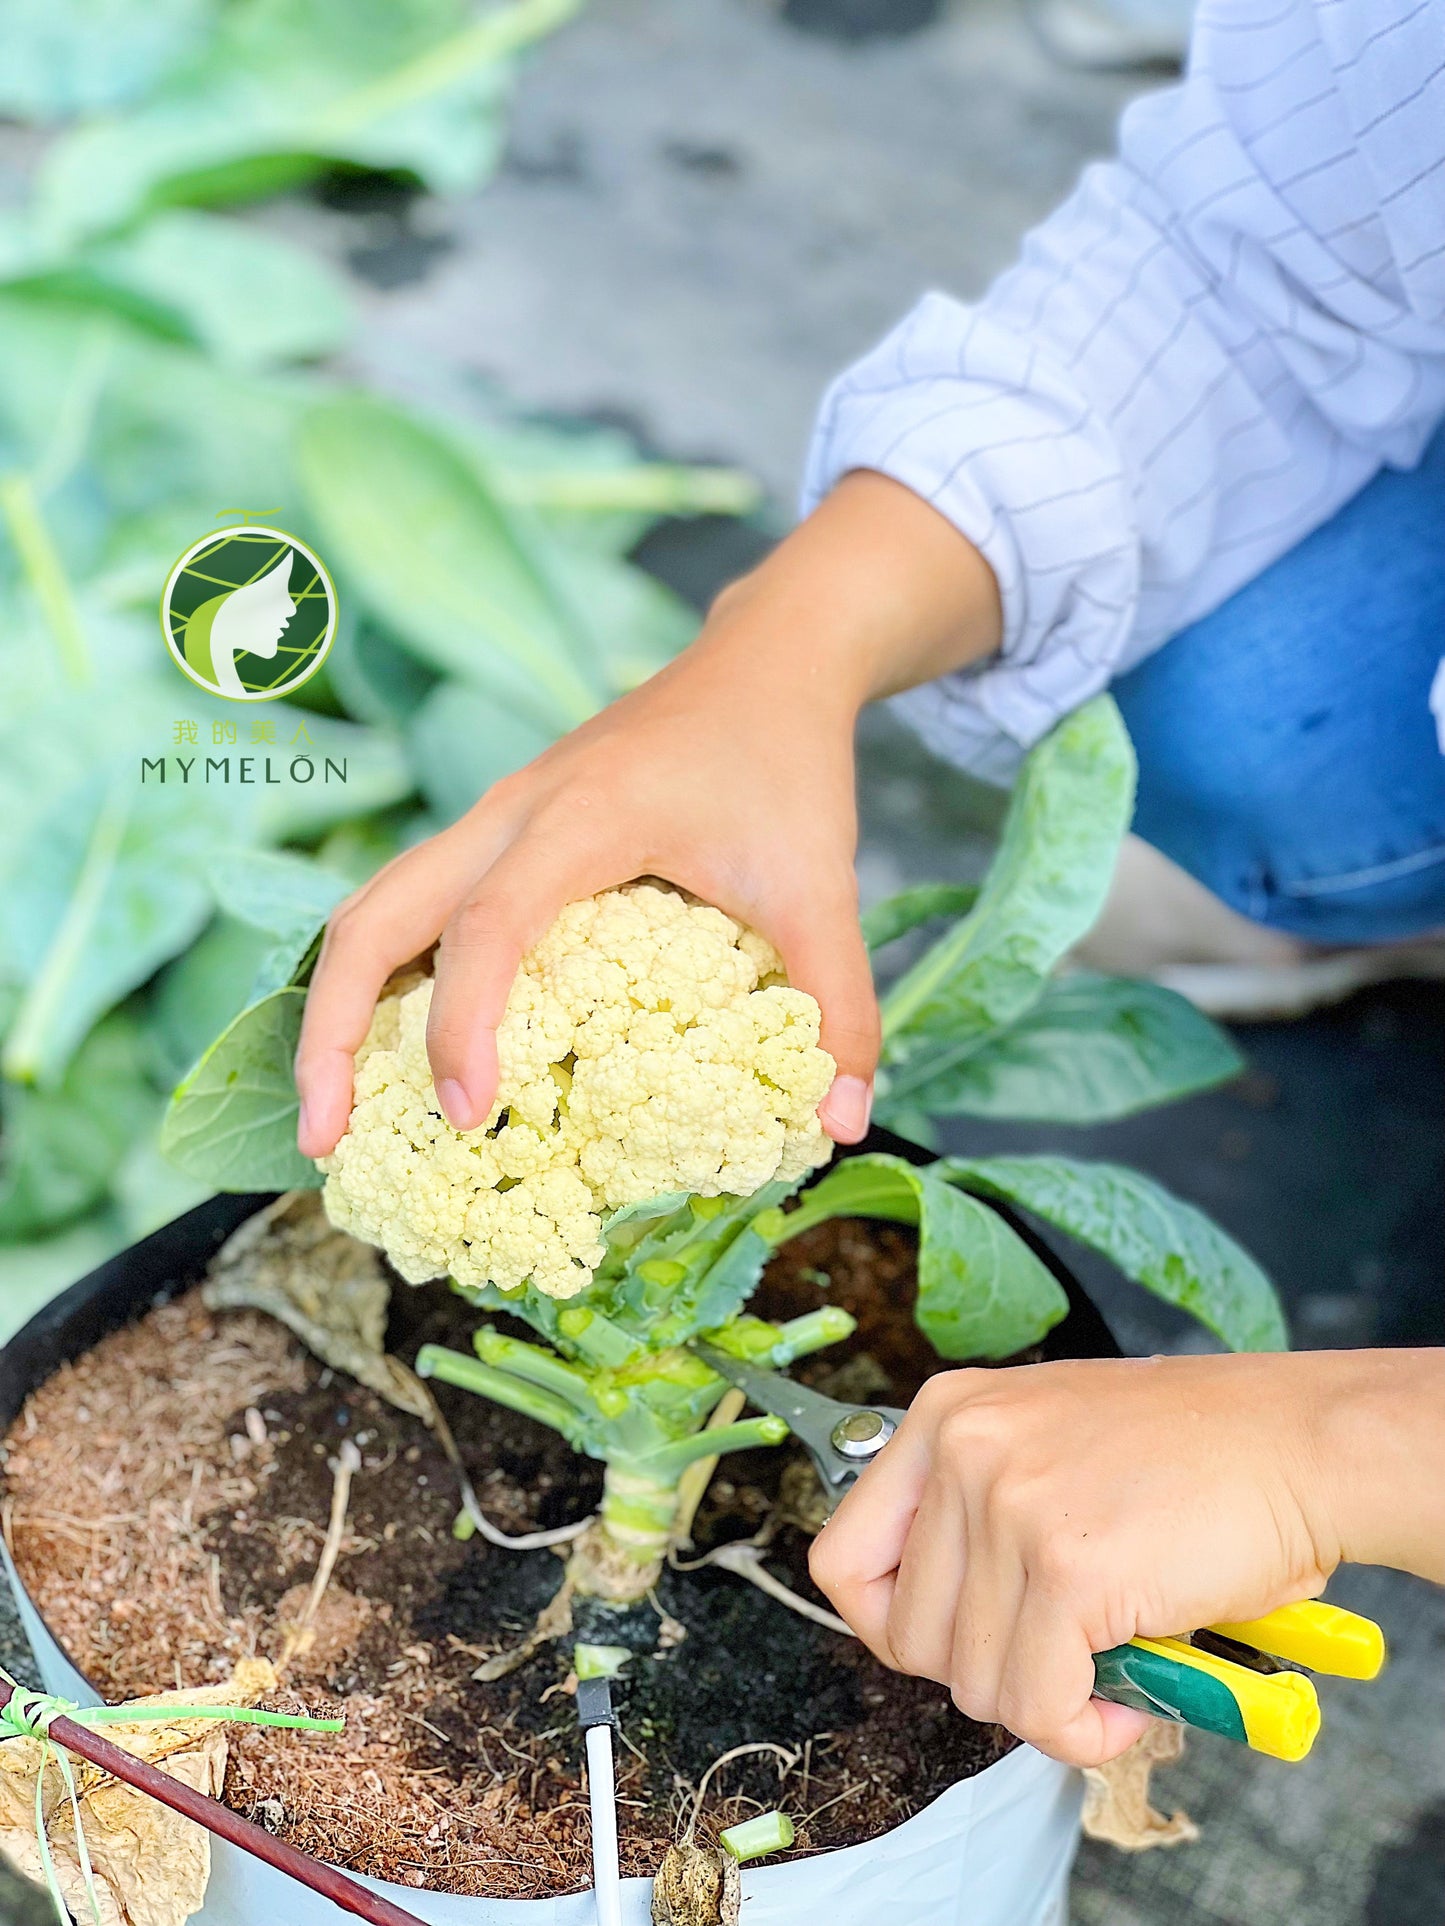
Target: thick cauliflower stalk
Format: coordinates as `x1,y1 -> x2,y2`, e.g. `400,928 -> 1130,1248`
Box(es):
318,883 -> 836,1299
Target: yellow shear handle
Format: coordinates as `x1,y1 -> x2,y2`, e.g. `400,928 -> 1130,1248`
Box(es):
1134,1636 -> 1322,1762
1209,1600 -> 1386,1680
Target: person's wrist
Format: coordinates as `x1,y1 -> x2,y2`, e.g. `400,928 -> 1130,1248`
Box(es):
696,471 -> 1003,717
694,573 -> 877,722
1311,1349 -> 1445,1579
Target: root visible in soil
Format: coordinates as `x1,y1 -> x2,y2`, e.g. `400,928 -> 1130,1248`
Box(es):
2,1219 -> 1015,1899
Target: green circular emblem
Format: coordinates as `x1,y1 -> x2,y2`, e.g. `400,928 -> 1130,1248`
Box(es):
160,524 -> 337,702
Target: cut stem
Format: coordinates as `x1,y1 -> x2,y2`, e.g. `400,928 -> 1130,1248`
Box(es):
643,1417 -> 788,1484
721,1810 -> 795,1863
416,1344 -> 581,1441
472,1326 -> 605,1413
770,1308 -> 856,1363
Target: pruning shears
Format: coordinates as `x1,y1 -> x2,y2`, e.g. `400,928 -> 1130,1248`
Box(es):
693,1345 -> 1385,1763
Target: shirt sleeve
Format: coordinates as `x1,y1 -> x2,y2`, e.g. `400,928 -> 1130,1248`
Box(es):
802,0 -> 1445,783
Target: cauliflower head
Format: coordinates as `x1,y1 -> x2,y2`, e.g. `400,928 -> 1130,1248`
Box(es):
318,882 -> 836,1299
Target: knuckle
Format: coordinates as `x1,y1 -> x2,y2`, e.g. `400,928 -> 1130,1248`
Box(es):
1032,1533 -> 1097,1601
477,767 -> 529,812
884,1610 -> 936,1682
707,574 -> 756,624
985,1466 -> 1048,1536
993,1680 -> 1041,1737
913,1371 -> 966,1423
443,895 -> 508,953
948,1673 -> 994,1724
321,891 -> 370,948
936,1398 -> 1005,1470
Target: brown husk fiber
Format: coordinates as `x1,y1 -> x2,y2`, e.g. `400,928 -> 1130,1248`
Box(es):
2,1219 -> 1015,1900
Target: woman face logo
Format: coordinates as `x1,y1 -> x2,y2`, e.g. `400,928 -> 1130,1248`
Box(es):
160,526 -> 337,702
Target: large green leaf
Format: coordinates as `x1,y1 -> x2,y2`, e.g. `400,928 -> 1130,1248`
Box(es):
72,211 -> 354,368
779,1153 -> 1068,1361
160,984 -> 319,1190
35,0 -> 581,246
0,1012 -> 159,1238
542,545 -> 698,692
0,294 -> 302,530
943,1155 -> 1287,1352
0,1211 -> 127,1340
878,698 -> 1135,1100
206,848 -> 349,995
862,882 -> 979,952
405,681 -> 556,822
325,616 -> 438,730
209,847 -> 349,943
0,771 -> 221,1085
149,914 -> 275,1085
297,393 -> 604,731
893,974 -> 1242,1123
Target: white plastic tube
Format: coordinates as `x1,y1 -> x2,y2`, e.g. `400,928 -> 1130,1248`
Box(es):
585,1723 -> 622,1926
5,1546 -> 1083,1926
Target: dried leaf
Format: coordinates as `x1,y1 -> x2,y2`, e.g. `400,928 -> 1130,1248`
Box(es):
202,1192 -> 431,1419
1081,1720 -> 1199,1852
0,1660 -> 280,1926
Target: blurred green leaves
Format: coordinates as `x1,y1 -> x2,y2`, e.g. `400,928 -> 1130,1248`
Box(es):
0,0 -> 213,123
0,0 -> 764,1290
298,393 -> 605,730
31,0 -> 583,244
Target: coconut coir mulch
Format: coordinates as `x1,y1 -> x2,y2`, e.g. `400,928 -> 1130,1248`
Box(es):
1,1220 -> 1015,1899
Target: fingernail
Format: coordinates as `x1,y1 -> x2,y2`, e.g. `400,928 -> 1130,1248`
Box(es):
297,1100 -> 314,1154
437,1078 -> 475,1130
821,1075 -> 872,1143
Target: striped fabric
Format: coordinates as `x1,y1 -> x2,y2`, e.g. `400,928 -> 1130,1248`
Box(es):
803,0 -> 1445,782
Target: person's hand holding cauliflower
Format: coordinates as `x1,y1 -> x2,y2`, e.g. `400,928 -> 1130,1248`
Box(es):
319,882 -> 835,1298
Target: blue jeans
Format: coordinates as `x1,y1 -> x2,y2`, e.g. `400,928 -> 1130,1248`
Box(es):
1113,426 -> 1445,945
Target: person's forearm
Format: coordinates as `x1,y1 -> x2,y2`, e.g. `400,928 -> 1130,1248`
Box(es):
699,469 -> 1002,714
1321,1349 -> 1445,1584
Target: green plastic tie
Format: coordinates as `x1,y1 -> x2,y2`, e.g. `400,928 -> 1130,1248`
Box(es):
0,1671 -> 343,1926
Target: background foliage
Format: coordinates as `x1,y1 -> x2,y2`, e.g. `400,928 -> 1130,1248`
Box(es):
0,0 -> 1264,1365
0,0 -> 760,1321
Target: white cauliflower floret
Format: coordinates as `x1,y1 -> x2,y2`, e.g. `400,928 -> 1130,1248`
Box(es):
318,881 -> 837,1298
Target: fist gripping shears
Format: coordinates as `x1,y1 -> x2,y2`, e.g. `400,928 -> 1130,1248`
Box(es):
694,1344 -> 1385,1762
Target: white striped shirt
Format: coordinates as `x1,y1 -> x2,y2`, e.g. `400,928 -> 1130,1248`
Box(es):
802,0 -> 1445,782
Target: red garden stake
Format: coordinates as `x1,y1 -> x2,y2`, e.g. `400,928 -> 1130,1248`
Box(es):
0,1678 -> 432,1926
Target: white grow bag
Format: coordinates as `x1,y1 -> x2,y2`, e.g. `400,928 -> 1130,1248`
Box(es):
7,1546 -> 1082,1926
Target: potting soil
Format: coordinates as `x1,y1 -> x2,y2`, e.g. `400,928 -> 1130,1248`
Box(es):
1,1219 -> 1014,1898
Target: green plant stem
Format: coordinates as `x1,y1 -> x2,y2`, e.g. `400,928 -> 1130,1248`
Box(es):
721,1811 -> 796,1863
472,1326 -> 602,1412
641,1417 -> 787,1483
2,781 -> 130,1085
415,1343 -> 580,1440
315,0 -> 583,138
767,1180 -> 918,1248
0,474 -> 91,687
771,1308 -> 856,1362
596,1462 -> 681,1569
501,465 -> 761,518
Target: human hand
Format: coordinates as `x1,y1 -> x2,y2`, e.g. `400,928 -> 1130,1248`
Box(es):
295,470 -> 1002,1157
809,1352 -> 1348,1768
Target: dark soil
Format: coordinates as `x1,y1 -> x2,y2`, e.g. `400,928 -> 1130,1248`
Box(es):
4,1217 -> 1014,1898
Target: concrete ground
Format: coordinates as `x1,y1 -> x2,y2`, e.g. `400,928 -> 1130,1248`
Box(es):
4,2 -> 1443,1918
